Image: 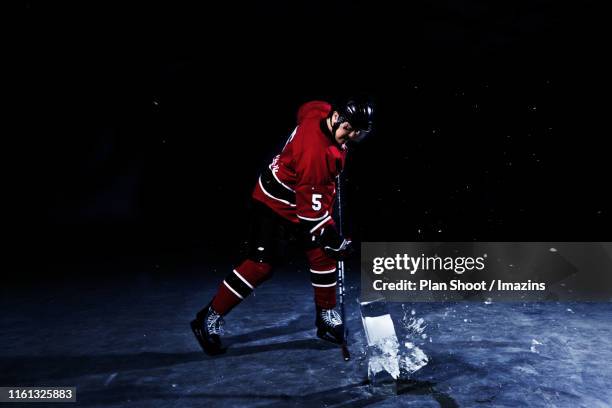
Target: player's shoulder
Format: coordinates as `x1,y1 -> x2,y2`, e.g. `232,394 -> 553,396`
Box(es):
297,100 -> 332,124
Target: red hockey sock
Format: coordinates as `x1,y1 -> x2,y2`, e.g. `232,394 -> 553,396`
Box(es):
306,247 -> 337,309
211,259 -> 272,315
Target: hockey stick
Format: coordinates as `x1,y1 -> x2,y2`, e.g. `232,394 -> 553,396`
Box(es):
336,175 -> 350,361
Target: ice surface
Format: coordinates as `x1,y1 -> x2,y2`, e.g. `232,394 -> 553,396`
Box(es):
1,263 -> 612,407
530,339 -> 544,353
104,372 -> 118,387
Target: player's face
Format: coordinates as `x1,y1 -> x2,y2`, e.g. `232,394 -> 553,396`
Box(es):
334,121 -> 362,145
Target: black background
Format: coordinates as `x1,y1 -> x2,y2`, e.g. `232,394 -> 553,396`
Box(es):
16,0 -> 608,281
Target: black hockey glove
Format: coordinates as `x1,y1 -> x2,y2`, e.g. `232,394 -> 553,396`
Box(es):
319,226 -> 353,260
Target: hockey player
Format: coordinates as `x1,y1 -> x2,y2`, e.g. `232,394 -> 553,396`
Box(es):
191,99 -> 374,355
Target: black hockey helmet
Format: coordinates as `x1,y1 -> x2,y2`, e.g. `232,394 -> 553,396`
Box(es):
332,98 -> 375,142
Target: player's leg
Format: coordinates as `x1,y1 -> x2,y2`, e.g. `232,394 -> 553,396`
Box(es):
305,246 -> 345,344
191,201 -> 281,355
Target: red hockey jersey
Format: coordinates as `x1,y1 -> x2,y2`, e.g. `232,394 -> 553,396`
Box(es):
252,101 -> 346,234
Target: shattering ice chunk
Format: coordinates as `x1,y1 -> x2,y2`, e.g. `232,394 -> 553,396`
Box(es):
363,315 -> 398,345
360,300 -> 401,387
400,342 -> 429,375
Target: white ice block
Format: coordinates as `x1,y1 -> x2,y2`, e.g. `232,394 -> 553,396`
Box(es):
360,300 -> 401,382
362,314 -> 397,346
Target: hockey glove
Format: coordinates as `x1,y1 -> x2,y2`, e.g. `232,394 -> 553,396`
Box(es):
319,226 -> 353,260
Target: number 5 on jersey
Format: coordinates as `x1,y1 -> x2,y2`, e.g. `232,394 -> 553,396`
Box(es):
312,194 -> 322,211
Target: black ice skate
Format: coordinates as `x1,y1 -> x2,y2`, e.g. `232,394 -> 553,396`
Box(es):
191,302 -> 227,355
315,306 -> 345,345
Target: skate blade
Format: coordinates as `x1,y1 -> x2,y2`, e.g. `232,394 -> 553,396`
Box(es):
316,328 -> 344,345
190,320 -> 227,356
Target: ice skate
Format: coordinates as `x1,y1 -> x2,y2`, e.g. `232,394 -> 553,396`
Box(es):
315,306 -> 345,345
191,302 -> 227,355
